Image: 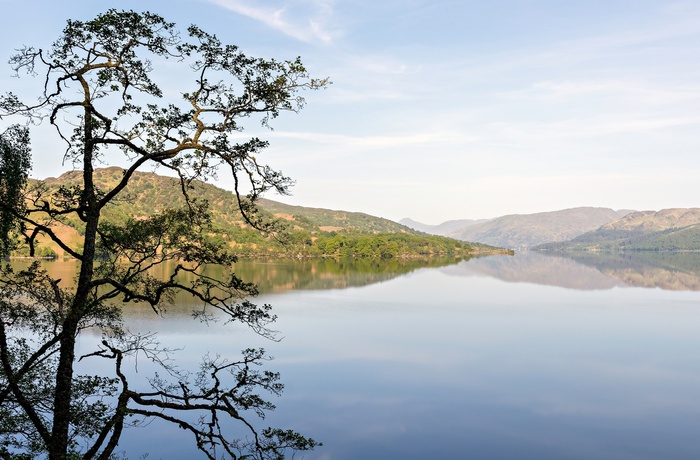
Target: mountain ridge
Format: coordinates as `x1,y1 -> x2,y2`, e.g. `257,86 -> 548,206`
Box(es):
22,167 -> 508,258
535,208 -> 700,252
398,217 -> 490,235
402,207 -> 633,250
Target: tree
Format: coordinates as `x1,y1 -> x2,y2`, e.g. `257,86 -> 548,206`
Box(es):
0,9 -> 327,460
0,125 -> 31,257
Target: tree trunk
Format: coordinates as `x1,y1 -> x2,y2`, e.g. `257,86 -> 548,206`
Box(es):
49,110 -> 98,460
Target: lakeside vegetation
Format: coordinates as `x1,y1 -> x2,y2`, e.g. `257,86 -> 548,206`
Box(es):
15,167 -> 510,260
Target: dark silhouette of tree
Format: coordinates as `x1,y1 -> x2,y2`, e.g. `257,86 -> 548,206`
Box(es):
0,9 -> 327,460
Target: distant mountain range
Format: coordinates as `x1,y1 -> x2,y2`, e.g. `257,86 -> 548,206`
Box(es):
401,207 -> 632,250
403,207 -> 700,252
535,208 -> 700,252
31,168 -> 699,255
398,218 -> 490,235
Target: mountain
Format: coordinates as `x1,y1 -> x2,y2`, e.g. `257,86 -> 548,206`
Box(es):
399,218 -> 490,235
24,167 -> 508,259
404,207 -> 632,250
535,208 -> 700,252
41,167 -> 414,235
260,198 -> 411,234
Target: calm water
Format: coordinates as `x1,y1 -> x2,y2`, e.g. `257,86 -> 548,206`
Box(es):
53,253 -> 700,458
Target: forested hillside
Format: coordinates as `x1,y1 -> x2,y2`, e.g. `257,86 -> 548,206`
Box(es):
260,199 -> 411,234
535,208 -> 700,252
19,168 -> 507,259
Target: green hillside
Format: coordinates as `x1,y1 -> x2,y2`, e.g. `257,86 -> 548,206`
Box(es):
535,208 -> 700,252
41,167 -> 415,234
258,198 -> 411,234
21,167 -> 508,259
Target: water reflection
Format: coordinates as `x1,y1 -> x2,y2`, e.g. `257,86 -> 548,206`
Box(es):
12,251 -> 700,296
8,254 -> 700,459
549,251 -> 700,291
6,257 -> 474,317
443,252 -> 700,291
227,256 -> 474,293
10,256 -> 469,293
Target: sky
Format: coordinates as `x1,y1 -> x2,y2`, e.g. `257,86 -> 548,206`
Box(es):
1,0 -> 699,224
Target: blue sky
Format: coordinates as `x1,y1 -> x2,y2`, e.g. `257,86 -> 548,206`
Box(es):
1,0 -> 699,223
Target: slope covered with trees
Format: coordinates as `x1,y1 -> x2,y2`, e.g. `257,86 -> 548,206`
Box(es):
535,208 -> 700,252
24,167 -> 505,259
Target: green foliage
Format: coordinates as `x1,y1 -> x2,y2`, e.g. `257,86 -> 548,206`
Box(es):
0,125 -> 31,257
312,232 -> 472,258
14,245 -> 57,259
537,224 -> 700,252
258,198 -> 413,234
535,209 -> 700,253
30,167 -> 505,259
630,225 -> 700,251
0,9 -> 325,460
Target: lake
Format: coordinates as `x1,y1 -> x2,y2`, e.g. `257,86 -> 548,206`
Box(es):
42,252 -> 700,459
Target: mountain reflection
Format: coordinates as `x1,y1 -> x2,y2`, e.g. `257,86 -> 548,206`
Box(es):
12,251 -> 700,306
225,257 -> 471,293
9,257 -> 474,319
10,256 -> 471,296
445,251 -> 700,291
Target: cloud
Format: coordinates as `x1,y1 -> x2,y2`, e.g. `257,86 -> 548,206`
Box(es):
486,114 -> 700,142
264,129 -> 480,149
503,80 -> 700,105
440,6 -> 700,87
207,0 -> 338,44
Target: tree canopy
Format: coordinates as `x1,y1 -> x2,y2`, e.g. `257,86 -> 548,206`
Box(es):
0,9 -> 326,460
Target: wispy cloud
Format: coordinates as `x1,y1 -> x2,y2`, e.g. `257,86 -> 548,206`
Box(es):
265,130 -> 480,149
503,80 -> 700,105
207,0 -> 338,44
442,6 -> 700,86
486,114 -> 700,142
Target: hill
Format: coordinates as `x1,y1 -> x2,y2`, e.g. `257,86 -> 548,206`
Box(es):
535,208 -> 700,252
261,198 -> 410,234
41,167 -> 414,234
21,167 -> 508,259
404,207 -> 631,250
